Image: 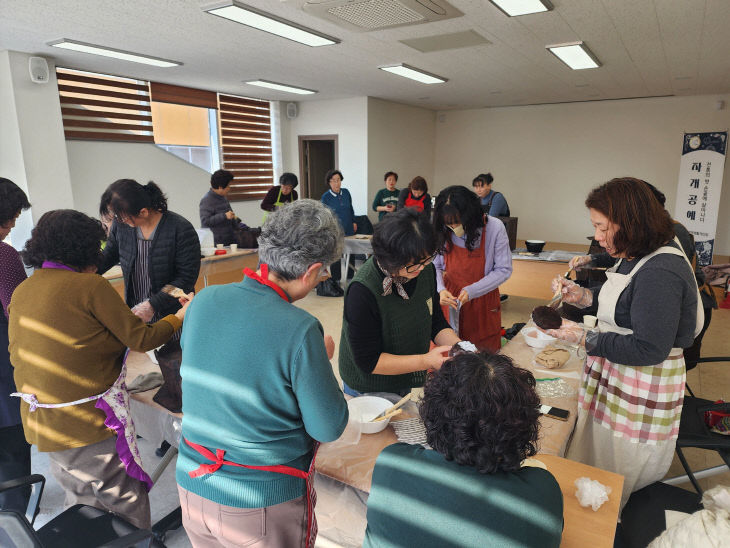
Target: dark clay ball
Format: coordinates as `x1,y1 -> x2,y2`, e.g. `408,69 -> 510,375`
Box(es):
532,306 -> 563,330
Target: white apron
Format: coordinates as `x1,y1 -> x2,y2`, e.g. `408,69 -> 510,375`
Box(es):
566,245 -> 703,509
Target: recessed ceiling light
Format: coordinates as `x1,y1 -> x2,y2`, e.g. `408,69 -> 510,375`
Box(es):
379,64 -> 447,84
48,39 -> 181,67
244,80 -> 317,95
204,1 -> 339,47
546,42 -> 600,70
488,0 -> 552,17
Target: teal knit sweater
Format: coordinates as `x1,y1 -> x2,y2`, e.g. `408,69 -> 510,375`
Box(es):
175,276 -> 348,508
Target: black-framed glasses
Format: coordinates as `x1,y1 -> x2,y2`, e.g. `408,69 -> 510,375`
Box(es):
404,252 -> 437,273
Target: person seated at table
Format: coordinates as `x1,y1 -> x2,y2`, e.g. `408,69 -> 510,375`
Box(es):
99,179 -> 200,324
433,186 -> 512,351
176,199 -> 348,548
363,349 -> 564,548
261,171 -> 298,217
0,178 -> 31,514
8,209 -> 191,529
339,208 -> 460,397
199,169 -> 239,246
397,176 -> 432,217
472,172 -> 510,217
545,177 -> 701,508
372,171 -> 400,221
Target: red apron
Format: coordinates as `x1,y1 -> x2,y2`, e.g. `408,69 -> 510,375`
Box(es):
404,192 -> 426,212
441,229 -> 501,351
184,264 -> 319,548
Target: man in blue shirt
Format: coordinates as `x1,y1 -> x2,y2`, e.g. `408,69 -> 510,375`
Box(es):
321,169 -> 356,293
472,173 -> 510,217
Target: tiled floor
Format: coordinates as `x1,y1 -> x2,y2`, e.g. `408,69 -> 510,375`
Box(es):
27,287 -> 729,547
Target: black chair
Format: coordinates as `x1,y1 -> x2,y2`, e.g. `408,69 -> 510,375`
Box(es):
619,481 -> 702,548
0,474 -> 156,548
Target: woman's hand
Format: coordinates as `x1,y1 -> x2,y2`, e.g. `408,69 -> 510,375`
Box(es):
131,300 -> 155,322
324,334 -> 335,360
353,223 -> 358,233
551,277 -> 593,307
174,293 -> 194,322
457,289 -> 470,305
423,345 -> 451,371
225,210 -> 236,220
439,289 -> 458,309
544,319 -> 586,345
568,255 -> 592,270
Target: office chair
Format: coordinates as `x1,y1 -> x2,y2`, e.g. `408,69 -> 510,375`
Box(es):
0,474 -> 156,548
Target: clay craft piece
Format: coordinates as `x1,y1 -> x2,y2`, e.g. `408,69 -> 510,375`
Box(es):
532,305 -> 563,330
535,346 -> 571,369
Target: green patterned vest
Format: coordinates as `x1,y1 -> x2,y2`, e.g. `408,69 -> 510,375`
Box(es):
339,258 -> 434,393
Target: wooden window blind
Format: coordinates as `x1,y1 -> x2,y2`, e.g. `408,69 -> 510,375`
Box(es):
149,82 -> 217,109
57,68 -> 154,143
218,94 -> 274,201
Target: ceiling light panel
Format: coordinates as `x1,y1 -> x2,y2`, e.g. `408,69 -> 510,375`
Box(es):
205,2 -> 339,47
379,64 -> 447,84
48,39 -> 181,67
245,80 -> 317,95
488,0 -> 552,17
546,42 -> 600,70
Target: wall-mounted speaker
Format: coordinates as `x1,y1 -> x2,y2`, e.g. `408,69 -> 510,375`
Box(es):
29,57 -> 49,84
286,102 -> 298,119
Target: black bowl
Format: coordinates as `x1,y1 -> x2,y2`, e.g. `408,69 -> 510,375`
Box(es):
525,240 -> 545,253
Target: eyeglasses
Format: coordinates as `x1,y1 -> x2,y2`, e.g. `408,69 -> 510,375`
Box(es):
404,252 -> 437,273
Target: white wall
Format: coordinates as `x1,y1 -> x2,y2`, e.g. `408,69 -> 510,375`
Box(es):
434,94 -> 730,256
367,97 -> 436,223
280,97 -> 369,216
66,141 -> 263,228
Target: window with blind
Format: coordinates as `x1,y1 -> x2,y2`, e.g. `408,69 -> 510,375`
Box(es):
218,94 -> 274,201
57,68 -> 154,142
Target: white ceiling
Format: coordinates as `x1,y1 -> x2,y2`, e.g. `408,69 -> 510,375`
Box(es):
1,0 -> 729,110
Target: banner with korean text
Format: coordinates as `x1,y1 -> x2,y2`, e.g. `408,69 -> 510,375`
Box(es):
674,132 -> 727,266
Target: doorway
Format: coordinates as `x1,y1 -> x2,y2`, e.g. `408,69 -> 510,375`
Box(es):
298,135 -> 338,199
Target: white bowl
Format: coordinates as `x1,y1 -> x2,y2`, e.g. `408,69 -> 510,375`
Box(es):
522,326 -> 557,349
347,396 -> 393,434
201,247 -> 216,257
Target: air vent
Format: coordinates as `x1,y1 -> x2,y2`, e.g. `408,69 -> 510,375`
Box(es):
303,0 -> 463,32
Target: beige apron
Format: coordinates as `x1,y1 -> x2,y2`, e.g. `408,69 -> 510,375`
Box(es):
566,245 -> 703,508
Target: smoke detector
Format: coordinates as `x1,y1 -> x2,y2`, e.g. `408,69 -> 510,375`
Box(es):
303,0 -> 463,31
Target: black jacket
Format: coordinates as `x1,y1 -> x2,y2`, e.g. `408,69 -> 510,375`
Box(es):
199,190 -> 237,246
99,211 -> 201,316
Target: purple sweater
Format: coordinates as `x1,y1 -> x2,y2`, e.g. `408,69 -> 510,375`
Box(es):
1,242 -> 27,428
434,217 -> 513,299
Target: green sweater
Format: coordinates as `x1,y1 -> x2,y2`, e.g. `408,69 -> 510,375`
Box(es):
364,444 -> 564,548
339,259 -> 432,393
176,276 -> 348,508
372,188 -> 400,221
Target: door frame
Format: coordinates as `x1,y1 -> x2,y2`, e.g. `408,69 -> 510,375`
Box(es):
298,134 -> 339,199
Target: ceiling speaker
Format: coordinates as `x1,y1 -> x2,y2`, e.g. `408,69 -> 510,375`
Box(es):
286,102 -> 298,119
29,57 -> 49,84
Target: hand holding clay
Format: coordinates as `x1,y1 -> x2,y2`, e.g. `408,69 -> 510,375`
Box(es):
568,255 -> 592,270
545,319 -> 586,345
439,289 -> 459,309
551,277 -> 592,307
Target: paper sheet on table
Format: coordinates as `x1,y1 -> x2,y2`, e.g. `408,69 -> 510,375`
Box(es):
534,367 -> 582,379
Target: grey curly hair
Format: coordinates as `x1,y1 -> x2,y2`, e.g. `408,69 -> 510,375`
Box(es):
258,199 -> 344,280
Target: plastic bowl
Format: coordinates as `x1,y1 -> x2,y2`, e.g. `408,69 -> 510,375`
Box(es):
347,396 -> 393,434
201,247 -> 216,257
522,326 -> 557,348
526,240 -> 546,253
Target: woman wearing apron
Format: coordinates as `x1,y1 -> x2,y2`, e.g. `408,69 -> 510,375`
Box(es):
545,178 -> 702,508
176,200 -> 348,548
260,172 -> 299,222
433,186 -> 512,351
8,210 -> 190,529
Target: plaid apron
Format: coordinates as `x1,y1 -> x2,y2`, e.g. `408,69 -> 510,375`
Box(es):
567,245 -> 703,506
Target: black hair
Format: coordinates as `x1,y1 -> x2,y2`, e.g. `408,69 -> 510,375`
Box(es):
211,169 -> 234,189
372,207 -> 438,274
643,181 -> 666,207
420,350 -> 540,474
325,169 -> 344,187
433,185 -> 485,252
99,179 -> 168,218
472,173 -> 494,186
279,172 -> 299,188
0,178 -> 31,226
22,209 -> 105,270
409,176 -> 428,193
384,171 -> 398,182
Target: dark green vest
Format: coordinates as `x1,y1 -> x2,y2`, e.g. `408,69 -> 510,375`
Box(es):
339,258 -> 433,393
